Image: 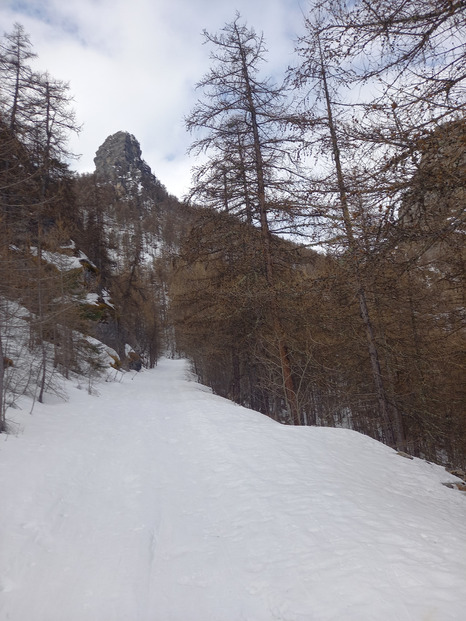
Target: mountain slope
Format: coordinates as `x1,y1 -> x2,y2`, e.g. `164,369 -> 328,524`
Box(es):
1,359 -> 465,621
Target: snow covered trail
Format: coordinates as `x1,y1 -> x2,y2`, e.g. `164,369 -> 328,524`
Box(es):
1,358 -> 466,621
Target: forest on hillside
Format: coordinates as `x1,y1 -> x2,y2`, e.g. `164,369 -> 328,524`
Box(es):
1,0 -> 465,467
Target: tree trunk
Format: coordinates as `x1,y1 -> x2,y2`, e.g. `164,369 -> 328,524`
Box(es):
236,24 -> 299,425
319,45 -> 404,446
229,347 -> 241,403
0,333 -> 5,432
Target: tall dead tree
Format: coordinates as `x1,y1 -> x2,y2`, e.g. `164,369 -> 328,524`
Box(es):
293,15 -> 407,447
186,15 -> 303,423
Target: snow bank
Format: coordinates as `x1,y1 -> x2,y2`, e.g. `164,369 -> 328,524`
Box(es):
1,359 -> 465,620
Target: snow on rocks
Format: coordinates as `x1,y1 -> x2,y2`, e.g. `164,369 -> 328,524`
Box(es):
1,358 -> 465,620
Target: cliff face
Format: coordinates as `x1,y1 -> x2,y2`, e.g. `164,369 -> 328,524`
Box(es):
94,131 -> 168,204
397,120 -> 465,276
401,120 -> 465,229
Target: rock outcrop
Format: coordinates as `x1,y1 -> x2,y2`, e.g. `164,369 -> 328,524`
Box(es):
94,131 -> 168,203
401,119 -> 465,229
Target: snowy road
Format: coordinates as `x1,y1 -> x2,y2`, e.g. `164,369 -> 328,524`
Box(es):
1,359 -> 466,620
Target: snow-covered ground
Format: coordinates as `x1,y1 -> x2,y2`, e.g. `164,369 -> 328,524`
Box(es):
1,358 -> 465,621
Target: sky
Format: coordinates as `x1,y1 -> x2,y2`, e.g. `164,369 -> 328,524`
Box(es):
0,0 -> 308,198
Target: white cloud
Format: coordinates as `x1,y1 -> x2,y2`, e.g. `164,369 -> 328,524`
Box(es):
1,0 -> 306,197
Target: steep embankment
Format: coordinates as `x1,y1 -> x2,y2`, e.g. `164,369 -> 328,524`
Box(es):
1,359 -> 465,620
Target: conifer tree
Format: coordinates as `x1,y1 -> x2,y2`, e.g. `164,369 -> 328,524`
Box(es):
293,1 -> 465,453
186,15 -> 303,423
0,24 -> 85,414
